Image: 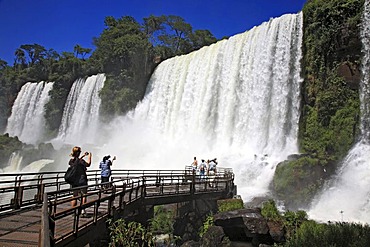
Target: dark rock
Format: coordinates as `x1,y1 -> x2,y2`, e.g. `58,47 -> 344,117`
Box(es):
266,221 -> 285,242
180,240 -> 200,247
200,226 -> 230,247
213,208 -> 273,246
214,208 -> 269,237
337,62 -> 360,90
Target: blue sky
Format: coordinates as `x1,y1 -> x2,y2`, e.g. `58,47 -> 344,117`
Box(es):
0,0 -> 306,64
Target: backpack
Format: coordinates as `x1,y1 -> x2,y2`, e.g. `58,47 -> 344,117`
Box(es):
64,158 -> 80,185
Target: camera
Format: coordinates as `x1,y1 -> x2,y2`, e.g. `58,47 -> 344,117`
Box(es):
85,152 -> 89,155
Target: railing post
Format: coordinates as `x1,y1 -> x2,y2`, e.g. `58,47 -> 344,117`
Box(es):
191,173 -> 195,195
142,177 -> 146,198
12,186 -> 23,209
36,175 -> 45,203
119,183 -> 127,210
39,193 -> 51,247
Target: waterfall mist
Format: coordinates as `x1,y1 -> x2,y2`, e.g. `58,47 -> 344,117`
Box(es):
308,0 -> 370,223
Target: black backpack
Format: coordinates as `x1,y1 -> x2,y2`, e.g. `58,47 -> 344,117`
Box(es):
64,158 -> 80,185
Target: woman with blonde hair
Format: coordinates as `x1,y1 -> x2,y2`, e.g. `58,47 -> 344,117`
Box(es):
68,146 -> 92,210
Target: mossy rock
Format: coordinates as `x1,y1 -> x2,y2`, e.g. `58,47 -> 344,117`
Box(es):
272,156 -> 336,210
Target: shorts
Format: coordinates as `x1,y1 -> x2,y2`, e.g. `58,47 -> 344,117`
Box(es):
72,184 -> 87,197
101,176 -> 110,183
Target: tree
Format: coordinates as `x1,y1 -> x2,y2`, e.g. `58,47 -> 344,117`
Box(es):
73,44 -> 92,60
19,43 -> 47,66
190,30 -> 217,50
14,48 -> 27,68
0,59 -> 8,70
160,15 -> 193,54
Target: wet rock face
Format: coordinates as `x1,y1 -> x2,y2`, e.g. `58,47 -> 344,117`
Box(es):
200,226 -> 229,247
181,208 -> 285,246
337,62 -> 361,90
213,208 -> 285,246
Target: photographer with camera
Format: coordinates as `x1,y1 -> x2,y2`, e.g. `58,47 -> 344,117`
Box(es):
68,146 -> 92,211
99,155 -> 116,190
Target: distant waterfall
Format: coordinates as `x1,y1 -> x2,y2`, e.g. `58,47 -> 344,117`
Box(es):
5,81 -> 54,145
360,0 -> 370,140
107,13 -> 303,200
2,152 -> 23,172
56,74 -> 105,145
309,0 -> 370,223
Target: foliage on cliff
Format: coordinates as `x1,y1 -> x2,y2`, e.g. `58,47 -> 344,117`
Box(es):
273,0 -> 365,209
300,0 -> 364,161
273,156 -> 333,209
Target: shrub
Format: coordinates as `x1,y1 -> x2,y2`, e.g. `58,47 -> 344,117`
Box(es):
199,214 -> 214,238
285,221 -> 370,247
261,200 -> 282,221
217,198 -> 244,213
108,219 -> 154,247
149,205 -> 175,234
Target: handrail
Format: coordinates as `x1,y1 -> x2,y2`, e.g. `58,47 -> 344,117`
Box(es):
42,170 -> 235,245
0,168 -> 233,215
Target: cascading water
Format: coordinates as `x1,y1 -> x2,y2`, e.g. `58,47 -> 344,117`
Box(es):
1,152 -> 23,172
5,81 -> 54,145
308,0 -> 370,223
103,13 -> 303,201
55,74 -> 105,146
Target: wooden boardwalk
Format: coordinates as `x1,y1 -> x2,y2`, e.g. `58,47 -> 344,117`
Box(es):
0,168 -> 236,247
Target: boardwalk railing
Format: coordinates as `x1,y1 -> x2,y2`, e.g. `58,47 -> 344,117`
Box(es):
0,167 -> 235,247
45,168 -> 234,246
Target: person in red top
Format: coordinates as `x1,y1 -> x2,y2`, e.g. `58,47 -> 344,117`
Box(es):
69,146 -> 92,207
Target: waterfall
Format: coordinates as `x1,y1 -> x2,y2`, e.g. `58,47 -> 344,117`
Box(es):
104,13 -> 303,201
5,81 -> 54,145
55,74 -> 105,146
0,152 -> 53,173
360,0 -> 370,140
2,152 -> 23,172
309,0 -> 370,223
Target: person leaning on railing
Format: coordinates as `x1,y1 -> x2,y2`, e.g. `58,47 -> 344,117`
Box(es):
69,146 -> 91,208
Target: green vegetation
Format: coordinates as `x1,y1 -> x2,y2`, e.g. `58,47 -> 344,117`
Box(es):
261,200 -> 308,239
300,0 -> 364,161
285,221 -> 370,247
0,14 -> 218,135
261,199 -> 282,221
273,156 -> 329,209
217,198 -> 244,212
149,205 -> 175,234
260,200 -> 370,246
108,219 -> 154,247
199,214 -> 214,238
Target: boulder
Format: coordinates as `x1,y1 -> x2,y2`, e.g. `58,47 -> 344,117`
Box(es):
200,226 -> 230,247
213,208 -> 272,245
180,240 -> 200,247
266,221 -> 285,242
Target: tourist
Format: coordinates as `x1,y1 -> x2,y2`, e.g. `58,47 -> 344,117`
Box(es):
191,157 -> 198,174
99,155 -> 116,189
68,146 -> 91,210
209,158 -> 218,173
199,159 -> 207,180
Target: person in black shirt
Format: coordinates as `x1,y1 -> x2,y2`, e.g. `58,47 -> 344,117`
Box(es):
69,146 -> 91,207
